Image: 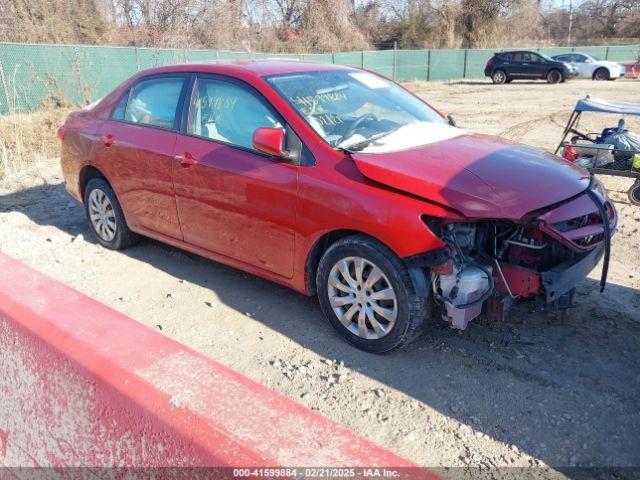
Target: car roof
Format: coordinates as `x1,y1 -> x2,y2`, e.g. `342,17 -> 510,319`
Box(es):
499,50 -> 539,55
132,59 -> 356,79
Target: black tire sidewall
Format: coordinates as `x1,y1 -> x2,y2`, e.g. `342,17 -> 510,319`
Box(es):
316,238 -> 416,353
84,178 -> 129,250
547,70 -> 562,84
629,182 -> 640,206
594,68 -> 609,81
492,70 -> 506,84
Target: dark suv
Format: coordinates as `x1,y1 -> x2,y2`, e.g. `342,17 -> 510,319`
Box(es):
484,50 -> 577,84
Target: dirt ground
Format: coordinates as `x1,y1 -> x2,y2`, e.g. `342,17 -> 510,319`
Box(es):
1,78 -> 639,476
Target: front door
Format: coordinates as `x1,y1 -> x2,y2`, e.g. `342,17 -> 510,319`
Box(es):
571,54 -> 593,77
96,74 -> 188,239
172,75 -> 298,278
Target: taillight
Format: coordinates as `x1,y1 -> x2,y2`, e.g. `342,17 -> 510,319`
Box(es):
487,58 -> 494,66
57,126 -> 66,140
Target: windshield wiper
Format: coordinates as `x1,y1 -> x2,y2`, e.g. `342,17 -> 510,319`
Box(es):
336,126 -> 401,153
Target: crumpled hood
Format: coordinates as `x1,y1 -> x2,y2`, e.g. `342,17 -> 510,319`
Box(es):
351,133 -> 590,220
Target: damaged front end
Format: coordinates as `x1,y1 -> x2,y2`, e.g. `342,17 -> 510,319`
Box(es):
418,179 -> 617,330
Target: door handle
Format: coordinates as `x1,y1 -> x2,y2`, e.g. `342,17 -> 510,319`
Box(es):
174,151 -> 198,167
102,134 -> 115,147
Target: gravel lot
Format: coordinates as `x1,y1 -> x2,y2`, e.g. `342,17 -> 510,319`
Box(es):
1,78 -> 639,476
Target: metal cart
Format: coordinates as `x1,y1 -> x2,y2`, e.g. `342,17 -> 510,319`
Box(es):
555,97 -> 640,205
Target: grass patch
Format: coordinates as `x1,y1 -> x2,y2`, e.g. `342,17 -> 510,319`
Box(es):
0,108 -> 72,179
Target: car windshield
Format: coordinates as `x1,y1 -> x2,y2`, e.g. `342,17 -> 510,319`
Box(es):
264,70 -> 445,150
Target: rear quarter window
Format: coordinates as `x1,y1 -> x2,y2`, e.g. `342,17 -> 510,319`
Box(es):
123,76 -> 185,130
111,91 -> 129,120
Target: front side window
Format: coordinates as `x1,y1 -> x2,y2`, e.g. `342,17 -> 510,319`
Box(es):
265,70 -> 445,150
124,76 -> 185,129
187,76 -> 283,150
521,52 -> 540,63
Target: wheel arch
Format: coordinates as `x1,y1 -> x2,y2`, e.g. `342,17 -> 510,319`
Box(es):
303,229 -> 433,297
592,66 -> 610,80
79,165 -> 109,201
492,69 -> 507,82
305,229 -> 391,295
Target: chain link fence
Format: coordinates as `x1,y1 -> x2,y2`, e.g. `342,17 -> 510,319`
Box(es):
0,42 -> 638,114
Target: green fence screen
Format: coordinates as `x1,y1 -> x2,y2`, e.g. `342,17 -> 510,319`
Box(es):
0,42 -> 638,114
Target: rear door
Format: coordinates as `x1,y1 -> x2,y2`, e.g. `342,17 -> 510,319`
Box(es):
172,74 -> 299,278
96,74 -> 189,239
498,52 -> 515,76
509,52 -> 529,78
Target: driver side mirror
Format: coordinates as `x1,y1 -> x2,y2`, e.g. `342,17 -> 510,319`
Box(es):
447,115 -> 457,127
253,127 -> 285,158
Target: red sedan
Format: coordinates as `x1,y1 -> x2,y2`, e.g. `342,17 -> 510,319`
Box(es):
59,61 -> 616,352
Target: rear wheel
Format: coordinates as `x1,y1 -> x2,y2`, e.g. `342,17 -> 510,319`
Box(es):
547,69 -> 563,84
594,68 -> 610,81
492,70 -> 507,84
316,235 -> 428,353
84,177 -> 138,250
629,181 -> 640,206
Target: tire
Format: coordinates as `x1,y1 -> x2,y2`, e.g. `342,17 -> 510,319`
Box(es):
316,235 -> 428,353
593,68 -> 610,81
546,69 -> 563,84
84,177 -> 138,250
491,70 -> 507,84
629,181 -> 640,206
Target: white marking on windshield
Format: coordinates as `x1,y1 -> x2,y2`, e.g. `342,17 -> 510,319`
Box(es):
348,72 -> 390,89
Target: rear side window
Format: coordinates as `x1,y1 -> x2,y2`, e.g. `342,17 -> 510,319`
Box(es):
500,52 -> 514,61
124,76 -> 185,129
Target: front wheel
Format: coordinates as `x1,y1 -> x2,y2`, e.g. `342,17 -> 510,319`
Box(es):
316,235 -> 428,353
594,68 -> 610,81
547,69 -> 563,84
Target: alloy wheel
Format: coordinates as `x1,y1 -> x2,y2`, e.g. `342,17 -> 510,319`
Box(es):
327,256 -> 398,339
88,188 -> 117,242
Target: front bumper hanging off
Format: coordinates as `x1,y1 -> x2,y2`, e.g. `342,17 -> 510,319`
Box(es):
540,244 -> 604,303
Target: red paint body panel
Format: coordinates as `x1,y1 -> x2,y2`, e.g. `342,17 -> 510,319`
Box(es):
172,136 -> 298,278
351,134 -> 591,220
96,120 -> 184,239
0,254 -> 435,471
59,60 -> 602,297
253,126 -> 285,157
